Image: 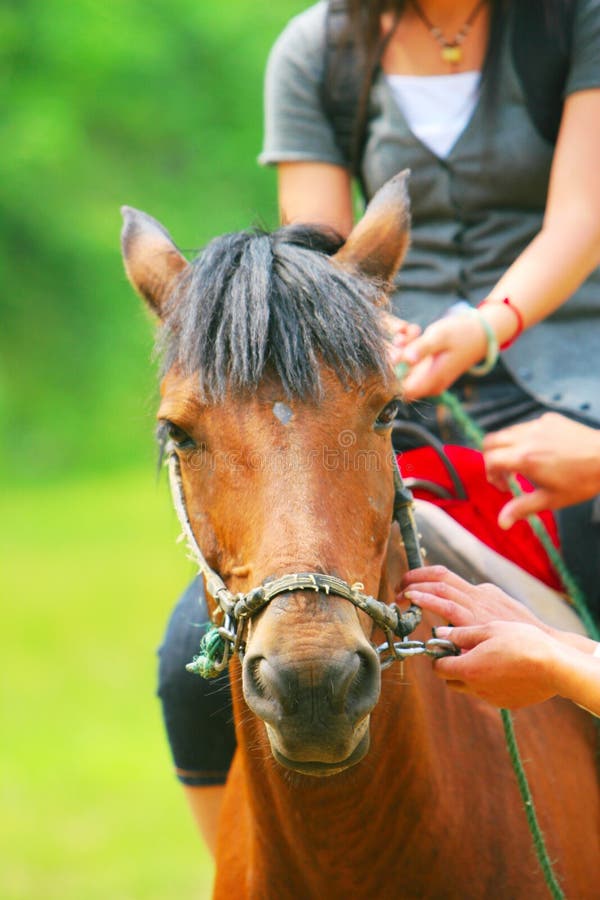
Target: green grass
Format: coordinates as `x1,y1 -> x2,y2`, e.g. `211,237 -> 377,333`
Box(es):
1,468 -> 214,899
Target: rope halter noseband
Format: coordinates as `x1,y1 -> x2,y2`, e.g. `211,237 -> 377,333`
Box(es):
166,447 -> 458,679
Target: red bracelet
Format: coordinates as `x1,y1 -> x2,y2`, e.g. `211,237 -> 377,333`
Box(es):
478,297 -> 524,350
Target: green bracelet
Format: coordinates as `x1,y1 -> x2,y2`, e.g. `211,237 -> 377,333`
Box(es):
464,307 -> 499,376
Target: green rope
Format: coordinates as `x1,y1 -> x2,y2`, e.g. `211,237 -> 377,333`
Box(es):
427,388 -> 600,900
186,624 -> 227,679
501,710 -> 565,899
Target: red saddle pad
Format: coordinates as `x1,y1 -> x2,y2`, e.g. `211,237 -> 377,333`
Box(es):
397,445 -> 562,592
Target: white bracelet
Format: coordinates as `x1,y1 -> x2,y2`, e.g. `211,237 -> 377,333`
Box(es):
593,643 -> 600,659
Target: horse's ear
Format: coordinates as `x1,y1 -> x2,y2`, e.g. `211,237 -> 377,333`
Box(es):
333,170 -> 411,285
120,206 -> 188,317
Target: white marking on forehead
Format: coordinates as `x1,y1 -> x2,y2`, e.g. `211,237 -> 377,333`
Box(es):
272,401 -> 294,425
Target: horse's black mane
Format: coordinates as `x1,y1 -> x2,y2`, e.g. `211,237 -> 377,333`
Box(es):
158,224 -> 389,401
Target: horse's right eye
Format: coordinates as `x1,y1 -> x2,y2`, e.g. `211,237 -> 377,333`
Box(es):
164,421 -> 196,450
375,398 -> 401,430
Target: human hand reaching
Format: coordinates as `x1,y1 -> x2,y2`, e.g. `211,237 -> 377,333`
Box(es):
425,620 -> 566,708
400,565 -> 549,630
400,566 -> 600,710
483,413 -> 600,527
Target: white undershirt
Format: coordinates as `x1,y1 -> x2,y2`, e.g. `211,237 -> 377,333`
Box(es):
386,71 -> 481,159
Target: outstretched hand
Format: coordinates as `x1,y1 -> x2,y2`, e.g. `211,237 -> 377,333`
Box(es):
483,413 -> 600,527
423,620 -> 564,708
401,565 -> 549,630
399,565 -> 600,711
400,566 -> 562,708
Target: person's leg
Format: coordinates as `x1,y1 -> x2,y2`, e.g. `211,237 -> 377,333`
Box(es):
183,784 -> 225,857
157,577 -> 236,853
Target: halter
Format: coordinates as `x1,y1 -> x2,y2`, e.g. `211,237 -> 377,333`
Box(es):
166,446 -> 458,678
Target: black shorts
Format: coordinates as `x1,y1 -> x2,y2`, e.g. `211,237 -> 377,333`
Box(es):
157,578 -> 235,786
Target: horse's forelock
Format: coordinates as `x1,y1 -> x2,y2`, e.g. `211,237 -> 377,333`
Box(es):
158,226 -> 388,401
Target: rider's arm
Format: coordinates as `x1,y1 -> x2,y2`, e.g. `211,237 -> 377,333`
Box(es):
278,162 -> 354,237
400,88 -> 600,398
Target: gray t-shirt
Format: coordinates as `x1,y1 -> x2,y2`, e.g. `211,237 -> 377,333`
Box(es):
260,0 -> 600,424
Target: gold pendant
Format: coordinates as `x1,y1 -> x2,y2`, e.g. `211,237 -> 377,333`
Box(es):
441,44 -> 462,64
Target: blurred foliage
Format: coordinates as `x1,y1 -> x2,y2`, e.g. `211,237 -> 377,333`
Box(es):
1,0 -> 307,483
1,471 -> 214,898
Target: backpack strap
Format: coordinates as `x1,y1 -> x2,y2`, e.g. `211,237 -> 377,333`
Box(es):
512,0 -> 577,145
320,0 -> 368,180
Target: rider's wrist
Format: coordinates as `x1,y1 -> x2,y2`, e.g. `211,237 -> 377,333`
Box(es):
478,297 -> 524,350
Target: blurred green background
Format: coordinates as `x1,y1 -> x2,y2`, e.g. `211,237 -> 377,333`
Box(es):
1,1 -> 306,896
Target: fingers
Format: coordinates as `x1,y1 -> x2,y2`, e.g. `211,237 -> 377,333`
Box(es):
486,470 -> 511,493
399,316 -> 487,399
400,329 -> 441,366
443,679 -> 469,693
484,445 -> 527,477
401,567 -> 483,626
434,624 -> 491,649
401,566 -> 533,628
403,565 -> 474,592
383,315 -> 421,367
381,312 -> 421,347
430,625 -> 493,680
482,423 -> 527,452
401,354 -> 454,399
402,588 -> 475,626
497,488 -> 552,529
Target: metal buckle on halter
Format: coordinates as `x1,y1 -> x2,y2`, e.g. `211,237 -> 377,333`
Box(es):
376,635 -> 460,668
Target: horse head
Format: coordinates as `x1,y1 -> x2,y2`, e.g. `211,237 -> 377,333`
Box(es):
122,174 -> 411,776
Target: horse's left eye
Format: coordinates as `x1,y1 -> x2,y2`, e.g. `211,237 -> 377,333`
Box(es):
164,420 -> 196,450
375,399 -> 400,430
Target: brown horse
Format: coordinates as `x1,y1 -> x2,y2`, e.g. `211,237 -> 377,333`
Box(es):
122,175 -> 599,899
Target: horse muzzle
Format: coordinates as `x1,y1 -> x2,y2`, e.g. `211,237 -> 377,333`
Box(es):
242,644 -> 380,776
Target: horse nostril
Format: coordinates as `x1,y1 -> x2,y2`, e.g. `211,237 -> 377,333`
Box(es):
243,655 -> 297,722
345,647 -> 380,723
245,655 -> 268,699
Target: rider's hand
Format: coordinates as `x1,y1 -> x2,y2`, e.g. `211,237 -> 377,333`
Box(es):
381,311 -> 421,368
483,413 -> 600,527
398,314 -> 487,399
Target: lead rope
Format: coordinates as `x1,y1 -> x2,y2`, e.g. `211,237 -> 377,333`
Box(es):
430,389 -> 600,900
